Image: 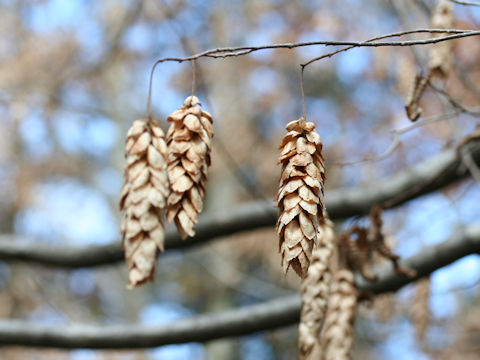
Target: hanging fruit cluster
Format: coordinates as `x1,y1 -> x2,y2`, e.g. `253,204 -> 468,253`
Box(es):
117,3 -> 452,354
120,96 -> 213,288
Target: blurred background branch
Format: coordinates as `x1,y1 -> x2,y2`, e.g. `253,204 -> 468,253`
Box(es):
1,1 -> 480,358
0,222 -> 478,349
0,143 -> 479,267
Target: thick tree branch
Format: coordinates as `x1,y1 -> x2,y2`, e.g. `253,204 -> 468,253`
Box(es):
0,144 -> 479,268
0,224 -> 479,349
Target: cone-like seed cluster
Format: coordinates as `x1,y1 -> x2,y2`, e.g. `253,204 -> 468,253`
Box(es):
299,218 -> 335,360
322,269 -> 358,360
166,96 -> 214,239
120,118 -> 169,288
411,277 -> 431,341
429,0 -> 454,76
275,118 -> 326,278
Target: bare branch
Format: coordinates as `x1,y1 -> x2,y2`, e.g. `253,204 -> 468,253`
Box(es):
0,144 -> 479,268
299,29 -> 466,67
145,28 -> 478,67
146,29 -> 480,113
329,135 -> 401,167
0,223 -> 479,349
449,0 -> 480,6
331,107 -> 480,167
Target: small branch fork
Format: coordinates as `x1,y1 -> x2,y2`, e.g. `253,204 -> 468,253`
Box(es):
146,28 -> 480,116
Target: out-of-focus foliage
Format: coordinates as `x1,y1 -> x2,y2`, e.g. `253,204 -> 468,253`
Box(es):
0,0 -> 480,359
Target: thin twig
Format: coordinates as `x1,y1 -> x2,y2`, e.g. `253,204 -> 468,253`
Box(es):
146,61 -> 158,118
203,30 -> 477,60
449,0 -> 480,6
330,107 -> 480,167
300,66 -> 307,120
145,29 -> 480,114
395,111 -> 464,135
300,29 -> 455,67
430,84 -> 480,116
193,251 -> 293,300
328,135 -> 401,167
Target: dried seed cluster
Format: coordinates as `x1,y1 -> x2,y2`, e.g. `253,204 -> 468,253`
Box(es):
166,96 -> 214,239
120,118 -> 169,288
120,96 -> 214,287
322,269 -> 358,360
118,70 -> 424,360
299,218 -> 335,359
275,118 -> 326,278
295,205 -> 415,359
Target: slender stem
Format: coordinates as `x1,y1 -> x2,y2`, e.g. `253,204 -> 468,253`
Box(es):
191,59 -> 196,96
300,66 -> 307,121
146,61 -> 161,119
